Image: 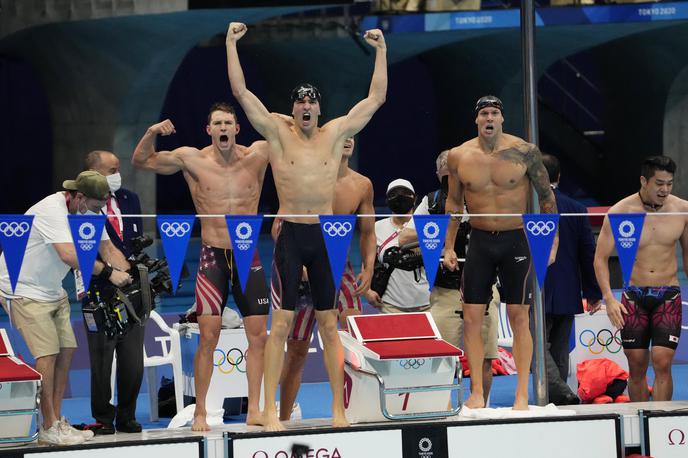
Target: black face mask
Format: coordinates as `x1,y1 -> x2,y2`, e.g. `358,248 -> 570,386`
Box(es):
387,195 -> 415,214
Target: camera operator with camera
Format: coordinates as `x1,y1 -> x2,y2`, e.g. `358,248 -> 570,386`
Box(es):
81,151 -> 145,435
365,179 -> 430,314
0,170 -> 132,446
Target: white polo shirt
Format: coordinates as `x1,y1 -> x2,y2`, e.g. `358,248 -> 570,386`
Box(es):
0,192 -> 109,301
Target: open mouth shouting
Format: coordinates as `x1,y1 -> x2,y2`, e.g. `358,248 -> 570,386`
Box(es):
219,134 -> 230,149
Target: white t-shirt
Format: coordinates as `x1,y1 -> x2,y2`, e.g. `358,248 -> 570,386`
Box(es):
375,217 -> 429,309
0,192 -> 109,301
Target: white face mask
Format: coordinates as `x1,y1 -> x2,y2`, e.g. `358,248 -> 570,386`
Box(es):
106,173 -> 121,192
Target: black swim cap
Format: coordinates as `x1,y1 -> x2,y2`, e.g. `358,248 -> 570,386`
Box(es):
475,95 -> 504,115
291,83 -> 321,103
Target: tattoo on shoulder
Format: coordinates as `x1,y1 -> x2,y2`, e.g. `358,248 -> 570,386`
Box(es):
521,144 -> 558,213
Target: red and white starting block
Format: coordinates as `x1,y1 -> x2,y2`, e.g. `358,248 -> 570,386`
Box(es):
340,312 -> 462,423
0,328 -> 41,445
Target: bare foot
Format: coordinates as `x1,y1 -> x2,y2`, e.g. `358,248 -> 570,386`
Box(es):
263,412 -> 286,432
512,397 -> 529,411
246,409 -> 264,426
191,414 -> 211,431
332,414 -> 350,428
464,393 -> 486,409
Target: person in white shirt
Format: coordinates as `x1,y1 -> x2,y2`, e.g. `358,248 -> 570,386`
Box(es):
365,179 -> 430,313
0,171 -> 131,446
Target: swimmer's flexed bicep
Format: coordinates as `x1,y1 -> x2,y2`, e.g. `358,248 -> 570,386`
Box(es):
226,22 -> 279,142
132,119 -> 192,175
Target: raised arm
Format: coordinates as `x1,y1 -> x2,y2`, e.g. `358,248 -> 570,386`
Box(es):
442,149 -> 464,271
336,29 -> 387,139
355,179 -> 376,295
131,120 -> 190,175
226,22 -> 279,141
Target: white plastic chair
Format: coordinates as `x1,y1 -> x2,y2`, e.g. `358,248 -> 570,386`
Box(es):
497,301 -> 514,348
110,310 -> 184,421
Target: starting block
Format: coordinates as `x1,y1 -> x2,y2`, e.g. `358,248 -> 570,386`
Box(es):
0,328 -> 41,445
340,312 -> 462,423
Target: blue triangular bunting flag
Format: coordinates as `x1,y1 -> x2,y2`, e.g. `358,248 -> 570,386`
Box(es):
226,215 -> 264,293
68,214 -> 106,290
0,215 -> 34,293
413,214 -> 449,291
608,213 -> 646,288
319,215 -> 357,289
523,213 -> 560,289
157,215 -> 195,294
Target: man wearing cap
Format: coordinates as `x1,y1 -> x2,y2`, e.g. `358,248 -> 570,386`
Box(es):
226,22 -> 387,431
84,150 -> 145,434
442,95 -> 558,410
365,179 -> 430,313
0,171 -> 132,445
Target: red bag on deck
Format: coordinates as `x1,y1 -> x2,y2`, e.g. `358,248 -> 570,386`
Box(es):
576,358 -> 629,403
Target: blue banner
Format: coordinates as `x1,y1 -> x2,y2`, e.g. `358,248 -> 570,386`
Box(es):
0,215 -> 34,293
523,214 -> 560,289
608,213 -> 646,288
157,215 -> 195,294
413,214 -> 449,291
226,215 -> 263,293
319,215 -> 357,289
68,214 -> 106,290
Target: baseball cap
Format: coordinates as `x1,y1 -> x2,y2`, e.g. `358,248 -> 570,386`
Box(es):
386,178 -> 415,194
475,95 -> 504,115
62,171 -> 110,200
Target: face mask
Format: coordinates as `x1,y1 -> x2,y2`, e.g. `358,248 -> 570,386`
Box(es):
77,197 -> 98,216
106,172 -> 121,193
387,195 -> 415,214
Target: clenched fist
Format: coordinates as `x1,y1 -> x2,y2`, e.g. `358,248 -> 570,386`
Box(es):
226,22 -> 247,43
363,29 -> 386,49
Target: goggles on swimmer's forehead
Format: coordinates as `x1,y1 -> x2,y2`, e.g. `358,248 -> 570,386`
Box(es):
475,95 -> 504,115
291,84 -> 321,103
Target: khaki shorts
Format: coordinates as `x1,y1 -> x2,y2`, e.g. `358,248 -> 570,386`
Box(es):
0,295 -> 77,358
380,302 -> 431,315
429,285 -> 499,359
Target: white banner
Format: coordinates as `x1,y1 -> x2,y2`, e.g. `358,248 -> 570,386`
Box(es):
447,418 -> 619,457
646,414 -> 688,457
37,442 -> 200,458
232,429 -> 402,458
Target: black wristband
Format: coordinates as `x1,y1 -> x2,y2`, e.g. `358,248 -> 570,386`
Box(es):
98,264 -> 113,281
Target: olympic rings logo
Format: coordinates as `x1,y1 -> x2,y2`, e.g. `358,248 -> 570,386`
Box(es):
618,220 -> 635,238
213,347 -> 246,374
399,358 -> 425,370
579,328 -> 623,354
323,221 -> 352,237
526,220 -> 555,236
0,221 -> 30,237
160,222 -> 191,237
422,222 -> 440,239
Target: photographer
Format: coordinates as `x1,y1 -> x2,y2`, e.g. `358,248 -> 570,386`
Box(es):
365,179 -> 430,313
0,171 -> 131,446
82,150 -> 144,434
